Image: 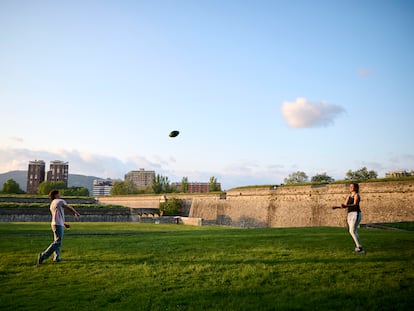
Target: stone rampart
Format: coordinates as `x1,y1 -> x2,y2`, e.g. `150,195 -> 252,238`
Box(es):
96,181 -> 414,227
0,207 -> 132,222
97,193 -> 214,216
0,197 -> 97,204
189,181 -> 414,227
1,181 -> 413,227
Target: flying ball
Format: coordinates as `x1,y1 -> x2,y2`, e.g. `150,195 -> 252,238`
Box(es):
169,130 -> 180,138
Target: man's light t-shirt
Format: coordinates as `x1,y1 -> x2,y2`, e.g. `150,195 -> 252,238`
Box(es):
50,199 -> 66,226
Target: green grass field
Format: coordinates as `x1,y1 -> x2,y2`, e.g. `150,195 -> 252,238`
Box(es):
1,223 -> 413,310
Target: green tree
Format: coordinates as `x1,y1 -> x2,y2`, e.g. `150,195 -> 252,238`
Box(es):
152,174 -> 171,194
163,176 -> 173,193
37,181 -> 67,195
284,171 -> 309,184
159,197 -> 183,216
181,177 -> 188,193
63,187 -> 89,196
110,181 -> 136,195
311,173 -> 335,183
345,167 -> 378,181
1,179 -> 25,194
135,186 -> 153,194
209,176 -> 221,192
152,174 -> 163,194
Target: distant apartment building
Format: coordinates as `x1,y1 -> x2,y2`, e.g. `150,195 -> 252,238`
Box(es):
385,170 -> 414,178
171,182 -> 221,193
27,160 -> 46,193
47,160 -> 69,186
187,182 -> 220,193
125,169 -> 155,188
92,179 -> 113,196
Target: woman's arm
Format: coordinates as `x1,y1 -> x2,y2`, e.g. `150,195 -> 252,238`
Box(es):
341,193 -> 360,208
344,195 -> 351,205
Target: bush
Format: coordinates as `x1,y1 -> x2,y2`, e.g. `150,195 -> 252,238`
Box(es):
159,197 -> 183,215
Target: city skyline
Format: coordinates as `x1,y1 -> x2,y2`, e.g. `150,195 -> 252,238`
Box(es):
1,0 -> 413,190
0,160 -> 412,194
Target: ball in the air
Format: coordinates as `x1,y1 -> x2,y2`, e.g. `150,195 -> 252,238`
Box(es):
169,130 -> 180,138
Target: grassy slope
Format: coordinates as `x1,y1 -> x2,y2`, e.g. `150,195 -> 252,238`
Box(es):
0,223 -> 413,310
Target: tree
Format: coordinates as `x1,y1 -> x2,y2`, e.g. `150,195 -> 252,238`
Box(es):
311,173 -> 335,183
159,197 -> 183,216
135,186 -> 153,194
345,167 -> 378,181
37,181 -> 67,195
110,181 -> 136,195
284,171 -> 308,184
163,176 -> 173,193
152,175 -> 162,194
209,176 -> 221,192
181,177 -> 188,193
63,187 -> 89,196
152,174 -> 171,194
2,179 -> 25,194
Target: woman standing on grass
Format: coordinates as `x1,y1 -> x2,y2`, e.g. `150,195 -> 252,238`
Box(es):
37,189 -> 80,265
333,183 -> 365,254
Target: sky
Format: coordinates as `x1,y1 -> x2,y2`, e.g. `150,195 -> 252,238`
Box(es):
1,0 -> 413,190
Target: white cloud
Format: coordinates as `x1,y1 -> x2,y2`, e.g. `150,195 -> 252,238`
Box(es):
9,136 -> 24,143
218,161 -> 288,187
0,147 -> 242,184
0,147 -> 293,190
281,97 -> 345,128
357,68 -> 376,78
7,147 -> 408,189
0,148 -> 163,180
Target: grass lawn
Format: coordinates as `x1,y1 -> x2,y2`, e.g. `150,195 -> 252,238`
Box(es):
0,222 -> 413,310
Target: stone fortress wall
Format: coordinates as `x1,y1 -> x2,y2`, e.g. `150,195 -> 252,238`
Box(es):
1,181 -> 413,227
97,181 -> 414,227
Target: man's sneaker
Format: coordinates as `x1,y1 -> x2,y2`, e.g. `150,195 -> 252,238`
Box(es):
354,247 -> 365,254
53,258 -> 62,263
37,253 -> 44,266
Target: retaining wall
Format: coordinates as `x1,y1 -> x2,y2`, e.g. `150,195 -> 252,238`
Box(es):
1,181 -> 413,227
97,193 -> 213,216
189,181 -> 414,227
96,181 -> 414,227
0,207 -> 132,222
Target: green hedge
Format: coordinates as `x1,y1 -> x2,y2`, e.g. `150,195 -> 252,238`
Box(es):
0,203 -> 127,209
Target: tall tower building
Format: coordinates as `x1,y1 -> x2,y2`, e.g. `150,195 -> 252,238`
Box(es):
27,160 -> 46,193
47,160 -> 69,186
125,168 -> 155,188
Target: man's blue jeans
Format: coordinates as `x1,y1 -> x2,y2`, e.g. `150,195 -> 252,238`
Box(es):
40,225 -> 64,262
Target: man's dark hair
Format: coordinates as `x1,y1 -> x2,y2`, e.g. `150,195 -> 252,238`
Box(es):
49,189 -> 59,200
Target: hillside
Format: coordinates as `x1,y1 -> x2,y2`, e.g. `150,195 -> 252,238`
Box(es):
0,170 -> 103,194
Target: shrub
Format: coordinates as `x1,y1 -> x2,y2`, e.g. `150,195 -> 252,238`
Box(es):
159,197 -> 183,215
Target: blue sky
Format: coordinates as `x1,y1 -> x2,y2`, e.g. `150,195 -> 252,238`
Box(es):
1,0 -> 413,189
